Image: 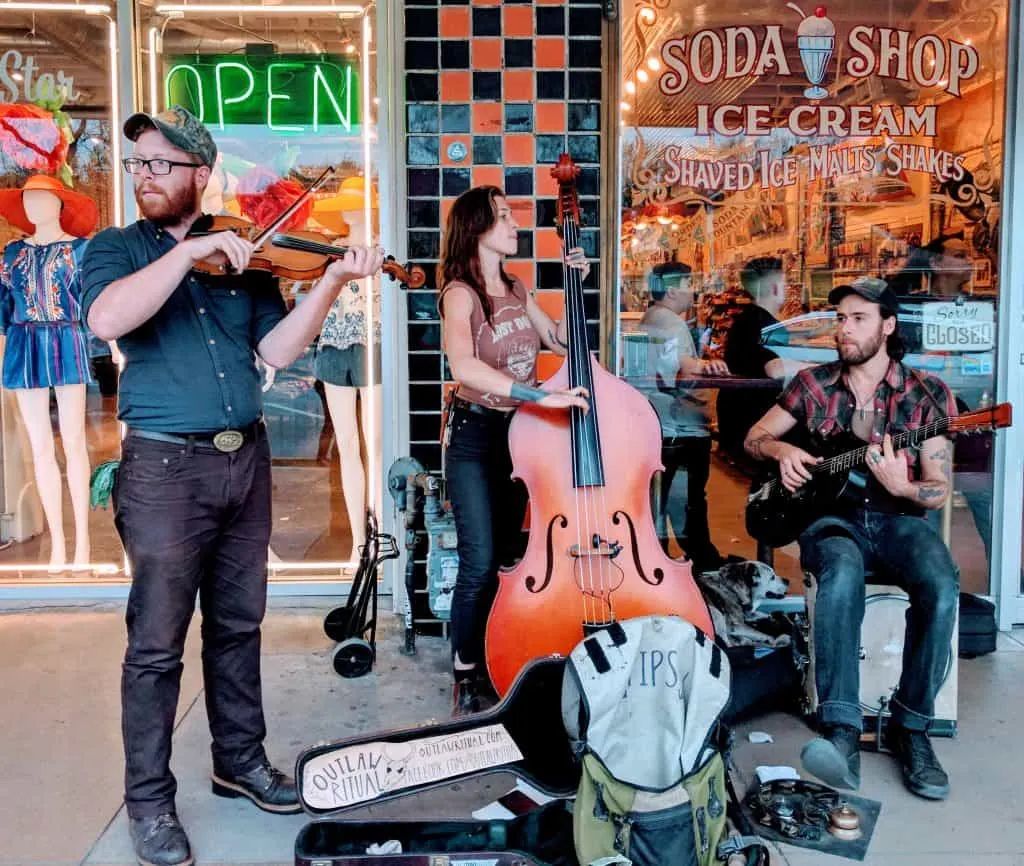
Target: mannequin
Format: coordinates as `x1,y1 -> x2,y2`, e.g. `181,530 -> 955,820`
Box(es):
0,175 -> 99,571
313,201 -> 382,560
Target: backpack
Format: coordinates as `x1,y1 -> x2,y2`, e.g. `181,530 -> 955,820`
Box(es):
561,616 -> 732,866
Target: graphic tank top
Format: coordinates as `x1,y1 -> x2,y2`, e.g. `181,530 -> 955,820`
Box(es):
439,278 -> 541,410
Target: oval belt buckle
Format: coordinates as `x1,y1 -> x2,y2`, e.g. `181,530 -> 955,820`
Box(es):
213,429 -> 244,453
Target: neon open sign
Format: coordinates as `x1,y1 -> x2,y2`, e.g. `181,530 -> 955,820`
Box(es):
165,54 -> 360,133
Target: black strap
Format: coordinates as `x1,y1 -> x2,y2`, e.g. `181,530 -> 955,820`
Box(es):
905,364 -> 950,421
710,643 -> 722,679
583,636 -> 610,673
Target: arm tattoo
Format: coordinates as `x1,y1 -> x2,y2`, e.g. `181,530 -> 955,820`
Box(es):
916,482 -> 948,503
548,327 -> 568,350
510,383 -> 548,403
928,443 -> 952,481
746,433 -> 776,460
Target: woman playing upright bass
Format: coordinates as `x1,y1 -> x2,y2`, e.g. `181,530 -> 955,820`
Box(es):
438,185 -> 589,716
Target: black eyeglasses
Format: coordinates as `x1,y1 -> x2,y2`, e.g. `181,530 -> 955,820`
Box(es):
122,157 -> 202,176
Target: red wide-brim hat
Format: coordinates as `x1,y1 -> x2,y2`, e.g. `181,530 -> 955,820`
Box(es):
0,174 -> 99,238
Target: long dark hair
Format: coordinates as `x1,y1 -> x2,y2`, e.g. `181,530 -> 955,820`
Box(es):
882,308 -> 906,361
438,185 -> 514,324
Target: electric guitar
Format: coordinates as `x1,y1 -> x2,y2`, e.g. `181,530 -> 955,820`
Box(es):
745,403 -> 1012,549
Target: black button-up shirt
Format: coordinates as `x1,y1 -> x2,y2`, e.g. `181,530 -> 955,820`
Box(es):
81,220 -> 287,433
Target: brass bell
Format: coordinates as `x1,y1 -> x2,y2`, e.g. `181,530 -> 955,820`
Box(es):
828,803 -> 862,841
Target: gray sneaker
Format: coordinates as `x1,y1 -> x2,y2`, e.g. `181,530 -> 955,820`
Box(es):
801,724 -> 861,790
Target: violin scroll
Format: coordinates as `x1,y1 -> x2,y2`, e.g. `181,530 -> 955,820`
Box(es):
382,257 -> 427,289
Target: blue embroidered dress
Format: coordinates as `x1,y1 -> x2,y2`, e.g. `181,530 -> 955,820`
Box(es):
0,237 -> 93,390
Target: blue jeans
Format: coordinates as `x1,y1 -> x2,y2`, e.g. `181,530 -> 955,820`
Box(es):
800,511 -> 959,733
444,402 -> 528,668
114,428 -> 273,818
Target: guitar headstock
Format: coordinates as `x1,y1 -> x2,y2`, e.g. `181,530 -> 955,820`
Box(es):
948,402 -> 1012,434
551,153 -> 581,228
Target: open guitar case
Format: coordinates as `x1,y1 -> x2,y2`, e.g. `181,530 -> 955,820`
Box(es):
293,654 -> 769,866
293,656 -> 582,866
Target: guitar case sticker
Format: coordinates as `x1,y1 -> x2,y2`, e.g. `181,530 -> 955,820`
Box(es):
301,724 -> 524,811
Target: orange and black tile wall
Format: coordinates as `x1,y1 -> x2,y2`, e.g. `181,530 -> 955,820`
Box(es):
402,0 -> 606,475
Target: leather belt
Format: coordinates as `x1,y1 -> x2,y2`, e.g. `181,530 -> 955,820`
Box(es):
127,420 -> 262,453
453,397 -> 511,419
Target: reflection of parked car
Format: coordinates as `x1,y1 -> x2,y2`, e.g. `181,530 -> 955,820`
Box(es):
761,299 -> 996,411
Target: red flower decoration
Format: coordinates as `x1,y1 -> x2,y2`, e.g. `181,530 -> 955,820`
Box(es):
235,167 -> 313,232
0,103 -> 69,174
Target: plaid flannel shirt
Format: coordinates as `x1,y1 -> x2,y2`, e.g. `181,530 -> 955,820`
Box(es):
777,360 -> 957,475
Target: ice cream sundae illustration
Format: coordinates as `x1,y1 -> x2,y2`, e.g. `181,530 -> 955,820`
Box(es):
788,3 -> 835,100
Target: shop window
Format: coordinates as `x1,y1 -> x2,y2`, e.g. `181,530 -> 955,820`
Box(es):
616,0 -> 1007,591
133,1 -> 386,580
0,5 -> 122,579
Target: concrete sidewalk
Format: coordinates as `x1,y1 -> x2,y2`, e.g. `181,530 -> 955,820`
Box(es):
2,599 -> 1023,866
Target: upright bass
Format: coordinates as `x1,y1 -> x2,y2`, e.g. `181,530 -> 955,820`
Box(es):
483,155 -> 714,696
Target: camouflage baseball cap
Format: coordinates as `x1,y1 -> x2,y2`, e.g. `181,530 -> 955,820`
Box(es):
123,105 -> 218,167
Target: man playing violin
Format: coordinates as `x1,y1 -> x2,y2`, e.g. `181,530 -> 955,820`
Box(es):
80,105 -> 383,866
742,277 -> 958,802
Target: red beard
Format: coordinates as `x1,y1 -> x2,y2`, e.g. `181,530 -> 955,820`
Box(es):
136,182 -> 196,227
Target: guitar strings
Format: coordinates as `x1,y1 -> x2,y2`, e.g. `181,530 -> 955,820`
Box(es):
761,417 -> 952,495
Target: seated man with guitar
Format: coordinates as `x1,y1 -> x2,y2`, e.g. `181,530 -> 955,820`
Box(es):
743,276 -> 958,802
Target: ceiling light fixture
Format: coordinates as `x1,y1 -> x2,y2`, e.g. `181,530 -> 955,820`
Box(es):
154,3 -> 363,14
0,2 -> 109,11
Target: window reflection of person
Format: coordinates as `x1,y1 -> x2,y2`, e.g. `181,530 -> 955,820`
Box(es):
889,236 -> 973,298
716,256 -> 787,469
892,236 -> 993,565
638,262 -> 729,574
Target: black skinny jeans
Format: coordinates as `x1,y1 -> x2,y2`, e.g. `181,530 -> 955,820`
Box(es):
114,428 -> 273,819
444,402 -> 528,668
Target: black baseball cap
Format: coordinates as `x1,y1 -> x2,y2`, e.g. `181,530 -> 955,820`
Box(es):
828,276 -> 898,314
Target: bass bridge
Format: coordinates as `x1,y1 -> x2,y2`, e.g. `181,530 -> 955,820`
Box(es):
569,534 -> 622,559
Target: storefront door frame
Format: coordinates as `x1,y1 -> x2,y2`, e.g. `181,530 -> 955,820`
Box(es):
992,0 -> 1024,629
376,0 -> 408,603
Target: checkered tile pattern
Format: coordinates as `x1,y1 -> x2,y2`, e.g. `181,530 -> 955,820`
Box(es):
404,0 -> 605,475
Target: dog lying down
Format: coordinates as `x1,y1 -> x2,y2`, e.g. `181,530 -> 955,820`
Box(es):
694,559 -> 792,649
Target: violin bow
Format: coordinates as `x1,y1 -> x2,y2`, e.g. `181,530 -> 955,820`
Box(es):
248,166 -> 335,250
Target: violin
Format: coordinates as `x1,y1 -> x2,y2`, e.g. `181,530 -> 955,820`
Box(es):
482,154 -> 714,697
187,167 -> 426,289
